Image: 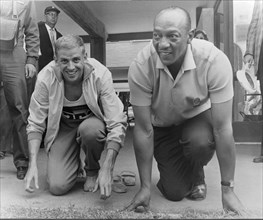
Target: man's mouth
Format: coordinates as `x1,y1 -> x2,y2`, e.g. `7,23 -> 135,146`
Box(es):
67,71 -> 77,76
159,51 -> 172,55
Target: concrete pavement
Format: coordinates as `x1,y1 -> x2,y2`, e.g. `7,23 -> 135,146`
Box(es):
0,127 -> 262,217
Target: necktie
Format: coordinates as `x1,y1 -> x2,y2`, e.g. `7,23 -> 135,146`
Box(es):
50,28 -> 56,54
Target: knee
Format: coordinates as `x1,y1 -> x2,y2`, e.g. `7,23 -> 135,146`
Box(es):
49,180 -> 71,196
163,189 -> 186,201
78,119 -> 106,143
158,181 -> 187,201
182,136 -> 215,164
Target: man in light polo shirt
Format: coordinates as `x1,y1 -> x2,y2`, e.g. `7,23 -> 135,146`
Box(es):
125,6 -> 246,214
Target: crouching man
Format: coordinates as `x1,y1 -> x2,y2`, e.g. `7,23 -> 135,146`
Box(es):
125,6 -> 246,214
24,35 -> 127,199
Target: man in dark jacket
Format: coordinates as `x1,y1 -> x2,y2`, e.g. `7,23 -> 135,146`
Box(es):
38,6 -> 62,71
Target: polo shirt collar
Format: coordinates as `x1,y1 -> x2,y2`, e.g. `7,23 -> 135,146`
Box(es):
182,44 -> 196,72
155,43 -> 196,72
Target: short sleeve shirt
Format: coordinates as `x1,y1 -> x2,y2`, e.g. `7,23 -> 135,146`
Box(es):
128,39 -> 234,127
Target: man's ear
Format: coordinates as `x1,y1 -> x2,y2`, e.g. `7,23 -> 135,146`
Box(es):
187,29 -> 195,43
54,55 -> 58,63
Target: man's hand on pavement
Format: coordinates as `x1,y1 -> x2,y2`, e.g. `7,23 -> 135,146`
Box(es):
93,167 -> 112,200
123,187 -> 151,212
221,186 -> 247,216
24,165 -> 39,193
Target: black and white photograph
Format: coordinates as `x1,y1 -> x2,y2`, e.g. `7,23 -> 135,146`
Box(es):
0,0 -> 262,218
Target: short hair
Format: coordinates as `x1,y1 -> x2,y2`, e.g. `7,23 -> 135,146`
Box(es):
154,6 -> 191,32
194,29 -> 209,41
55,35 -> 85,56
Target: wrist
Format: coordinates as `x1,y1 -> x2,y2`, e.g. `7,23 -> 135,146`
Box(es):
221,180 -> 234,187
221,185 -> 234,193
221,180 -> 234,193
141,184 -> 151,192
102,150 -> 117,171
29,160 -> 37,167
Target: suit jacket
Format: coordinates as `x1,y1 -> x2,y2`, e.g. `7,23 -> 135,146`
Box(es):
38,21 -> 62,71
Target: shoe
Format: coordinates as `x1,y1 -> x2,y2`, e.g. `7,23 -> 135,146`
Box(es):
186,183 -> 207,201
0,151 -> 5,160
112,175 -> 127,193
17,167 -> 28,180
120,170 -> 136,186
253,156 -> 263,163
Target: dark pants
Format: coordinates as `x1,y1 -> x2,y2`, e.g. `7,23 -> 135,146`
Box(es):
47,115 -> 106,196
153,110 -> 215,201
0,47 -> 35,168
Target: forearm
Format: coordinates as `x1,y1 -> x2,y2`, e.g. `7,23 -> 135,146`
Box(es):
214,127 -> 236,182
101,146 -> 119,172
28,139 -> 41,165
133,125 -> 154,190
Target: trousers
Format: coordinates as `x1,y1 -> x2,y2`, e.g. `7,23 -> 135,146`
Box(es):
47,115 -> 106,196
257,39 -> 263,153
0,47 -> 35,168
0,84 -> 13,153
153,109 -> 215,201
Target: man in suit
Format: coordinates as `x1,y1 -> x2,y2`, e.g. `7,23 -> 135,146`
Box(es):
38,6 -> 62,71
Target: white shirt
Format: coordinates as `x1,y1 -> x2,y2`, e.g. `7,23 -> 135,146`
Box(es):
45,23 -> 57,42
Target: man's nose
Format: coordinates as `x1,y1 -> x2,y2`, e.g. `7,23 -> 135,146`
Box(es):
67,61 -> 75,69
159,37 -> 170,48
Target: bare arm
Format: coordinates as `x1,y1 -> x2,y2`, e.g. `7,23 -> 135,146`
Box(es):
124,105 -> 153,211
212,100 -> 235,183
211,99 -> 246,214
93,147 -> 119,200
24,139 -> 41,192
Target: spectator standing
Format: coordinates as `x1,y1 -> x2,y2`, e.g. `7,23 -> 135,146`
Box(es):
244,0 -> 263,163
38,6 -> 62,71
0,0 -> 39,179
194,29 -> 209,41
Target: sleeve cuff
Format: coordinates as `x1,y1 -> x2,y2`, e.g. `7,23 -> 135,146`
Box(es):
26,56 -> 38,67
27,132 -> 43,142
106,141 -> 121,153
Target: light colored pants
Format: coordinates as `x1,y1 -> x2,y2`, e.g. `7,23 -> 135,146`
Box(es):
0,47 -> 35,168
47,116 -> 106,196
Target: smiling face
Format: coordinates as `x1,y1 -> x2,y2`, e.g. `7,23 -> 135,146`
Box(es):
153,8 -> 192,67
55,46 -> 86,85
